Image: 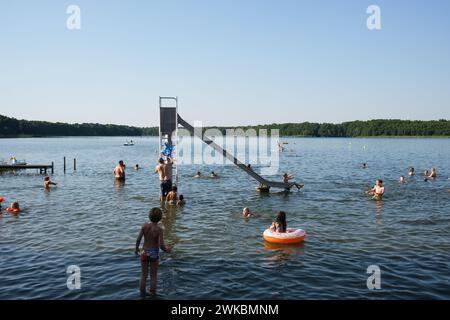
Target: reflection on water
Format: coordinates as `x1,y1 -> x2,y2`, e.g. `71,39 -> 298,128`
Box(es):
263,241 -> 305,267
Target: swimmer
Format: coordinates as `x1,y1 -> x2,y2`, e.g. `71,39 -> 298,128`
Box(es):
0,196 -> 4,211
408,167 -> 415,176
242,207 -> 259,218
422,170 -> 430,177
210,171 -> 218,178
7,201 -> 20,212
194,171 -> 201,178
399,175 -> 406,183
44,176 -> 57,189
113,160 -> 126,180
135,208 -> 172,295
176,195 -> 185,207
429,168 -> 436,178
367,179 -> 385,200
269,211 -> 287,233
362,163 -> 367,169
165,186 -> 178,205
135,164 -> 139,170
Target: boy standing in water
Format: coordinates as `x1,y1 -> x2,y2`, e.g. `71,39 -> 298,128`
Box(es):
135,208 -> 171,295
367,179 -> 385,199
113,160 -> 126,180
44,176 -> 57,189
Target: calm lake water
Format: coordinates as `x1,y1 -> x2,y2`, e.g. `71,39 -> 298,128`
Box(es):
0,137 -> 449,300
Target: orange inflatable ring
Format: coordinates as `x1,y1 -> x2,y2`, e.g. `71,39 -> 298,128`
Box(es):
263,228 -> 305,244
6,207 -> 20,214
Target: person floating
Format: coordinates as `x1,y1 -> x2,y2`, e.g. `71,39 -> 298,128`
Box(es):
113,160 -> 126,180
165,186 -> 178,205
362,163 -> 367,169
399,175 -> 406,183
210,171 -> 218,178
367,179 -> 385,200
408,167 -> 415,176
155,157 -> 173,201
135,164 -> 139,170
194,171 -> 201,178
423,170 -> 430,177
269,211 -> 287,233
44,176 -> 57,189
135,208 -> 171,296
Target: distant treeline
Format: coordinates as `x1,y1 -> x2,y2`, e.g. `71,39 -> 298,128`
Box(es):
211,119 -> 450,137
1,115 -> 449,137
0,115 -> 158,137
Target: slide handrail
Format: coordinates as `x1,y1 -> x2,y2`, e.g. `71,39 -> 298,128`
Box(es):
177,114 -> 295,190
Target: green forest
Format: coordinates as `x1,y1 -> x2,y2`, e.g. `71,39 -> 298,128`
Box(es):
0,115 -> 158,137
1,114 -> 449,137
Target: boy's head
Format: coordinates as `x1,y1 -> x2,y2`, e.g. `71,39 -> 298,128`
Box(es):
119,160 -> 124,166
158,158 -> 164,164
242,207 -> 250,216
149,207 -> 163,223
44,176 -> 50,181
179,195 -> 184,201
376,179 -> 383,185
172,186 -> 178,192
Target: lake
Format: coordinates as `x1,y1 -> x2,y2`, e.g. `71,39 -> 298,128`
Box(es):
0,137 -> 449,299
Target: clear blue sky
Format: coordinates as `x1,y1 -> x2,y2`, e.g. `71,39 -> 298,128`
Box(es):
1,0 -> 449,127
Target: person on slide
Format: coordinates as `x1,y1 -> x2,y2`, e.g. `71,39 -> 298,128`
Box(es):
283,173 -> 303,190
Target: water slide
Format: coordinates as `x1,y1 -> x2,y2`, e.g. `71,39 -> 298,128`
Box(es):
177,114 -> 298,190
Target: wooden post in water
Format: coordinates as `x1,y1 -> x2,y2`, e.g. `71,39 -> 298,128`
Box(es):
51,162 -> 54,174
74,158 -> 77,171
64,157 -> 66,173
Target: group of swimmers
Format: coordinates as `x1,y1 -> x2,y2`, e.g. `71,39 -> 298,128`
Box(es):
193,171 -> 218,178
364,165 -> 440,200
404,167 -> 437,182
0,175 -> 57,215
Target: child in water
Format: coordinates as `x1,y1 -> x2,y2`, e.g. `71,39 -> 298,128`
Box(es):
165,186 -> 178,205
210,171 -> 218,178
269,211 -> 287,233
367,179 -> 385,200
135,208 -> 171,295
44,176 -> 57,189
177,195 -> 185,207
194,171 -> 201,178
408,167 -> 415,176
399,175 -> 406,183
429,168 -> 437,178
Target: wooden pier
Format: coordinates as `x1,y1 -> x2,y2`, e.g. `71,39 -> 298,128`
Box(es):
0,162 -> 54,174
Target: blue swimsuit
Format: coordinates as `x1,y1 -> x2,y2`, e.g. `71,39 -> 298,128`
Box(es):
141,248 -> 160,262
